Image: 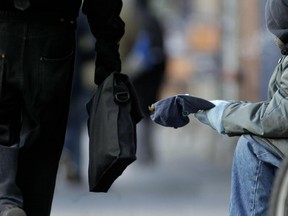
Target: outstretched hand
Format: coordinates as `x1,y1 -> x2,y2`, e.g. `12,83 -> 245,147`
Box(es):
149,94 -> 215,128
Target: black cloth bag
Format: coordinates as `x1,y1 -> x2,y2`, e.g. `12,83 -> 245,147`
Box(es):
86,72 -> 143,192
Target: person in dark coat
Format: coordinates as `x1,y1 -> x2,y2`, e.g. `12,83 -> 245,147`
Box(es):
0,1 -> 124,215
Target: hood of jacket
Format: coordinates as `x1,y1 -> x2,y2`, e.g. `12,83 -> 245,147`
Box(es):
266,0 -> 288,45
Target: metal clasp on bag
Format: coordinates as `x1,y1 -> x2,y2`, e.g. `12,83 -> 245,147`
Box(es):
114,91 -> 130,103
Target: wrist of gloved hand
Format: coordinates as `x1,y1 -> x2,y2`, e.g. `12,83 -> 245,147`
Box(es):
194,100 -> 229,134
94,40 -> 121,85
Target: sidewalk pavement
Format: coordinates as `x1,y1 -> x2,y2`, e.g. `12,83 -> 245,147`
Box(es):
51,121 -> 235,216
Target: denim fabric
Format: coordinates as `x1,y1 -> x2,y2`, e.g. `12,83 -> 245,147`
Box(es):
0,18 -> 76,216
229,135 -> 282,216
0,145 -> 23,208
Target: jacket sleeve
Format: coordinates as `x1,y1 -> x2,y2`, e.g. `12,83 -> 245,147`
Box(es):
82,0 -> 125,43
81,0 -> 125,85
222,57 -> 288,138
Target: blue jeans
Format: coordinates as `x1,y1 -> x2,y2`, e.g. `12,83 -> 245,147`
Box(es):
229,135 -> 282,216
0,17 -> 76,216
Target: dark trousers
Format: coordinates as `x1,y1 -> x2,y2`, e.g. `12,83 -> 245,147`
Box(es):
0,17 -> 76,216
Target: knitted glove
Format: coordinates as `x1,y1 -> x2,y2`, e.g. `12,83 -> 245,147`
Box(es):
194,100 -> 229,134
149,94 -> 215,128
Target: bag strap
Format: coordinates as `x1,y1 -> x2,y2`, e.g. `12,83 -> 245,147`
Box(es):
113,74 -> 130,104
112,72 -> 143,123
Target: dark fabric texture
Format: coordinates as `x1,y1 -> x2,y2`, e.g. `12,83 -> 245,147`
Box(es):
0,20 -> 76,216
94,40 -> 122,85
0,0 -> 125,87
0,0 -> 123,27
86,72 -> 143,192
0,0 -> 125,215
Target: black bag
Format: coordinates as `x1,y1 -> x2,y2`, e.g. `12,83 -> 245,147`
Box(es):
86,72 -> 143,192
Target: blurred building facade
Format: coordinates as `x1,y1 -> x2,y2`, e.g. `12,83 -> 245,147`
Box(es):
121,0 -> 280,102
119,0 -> 282,166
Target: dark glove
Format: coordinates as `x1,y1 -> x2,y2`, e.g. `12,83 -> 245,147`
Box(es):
94,39 -> 122,85
149,94 -> 215,128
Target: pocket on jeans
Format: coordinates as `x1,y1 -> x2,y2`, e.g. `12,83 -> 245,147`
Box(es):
38,50 -> 75,104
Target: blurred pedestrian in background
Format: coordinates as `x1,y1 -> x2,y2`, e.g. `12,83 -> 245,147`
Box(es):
121,0 -> 167,164
0,0 -> 124,215
62,11 -> 95,184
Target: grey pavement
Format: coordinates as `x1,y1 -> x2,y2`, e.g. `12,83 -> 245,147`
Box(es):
51,121 -> 236,216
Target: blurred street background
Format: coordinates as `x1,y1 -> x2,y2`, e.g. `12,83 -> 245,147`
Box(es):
53,122 -> 234,216
52,0 -> 282,215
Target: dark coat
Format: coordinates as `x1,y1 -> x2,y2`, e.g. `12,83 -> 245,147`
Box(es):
0,0 -> 124,43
